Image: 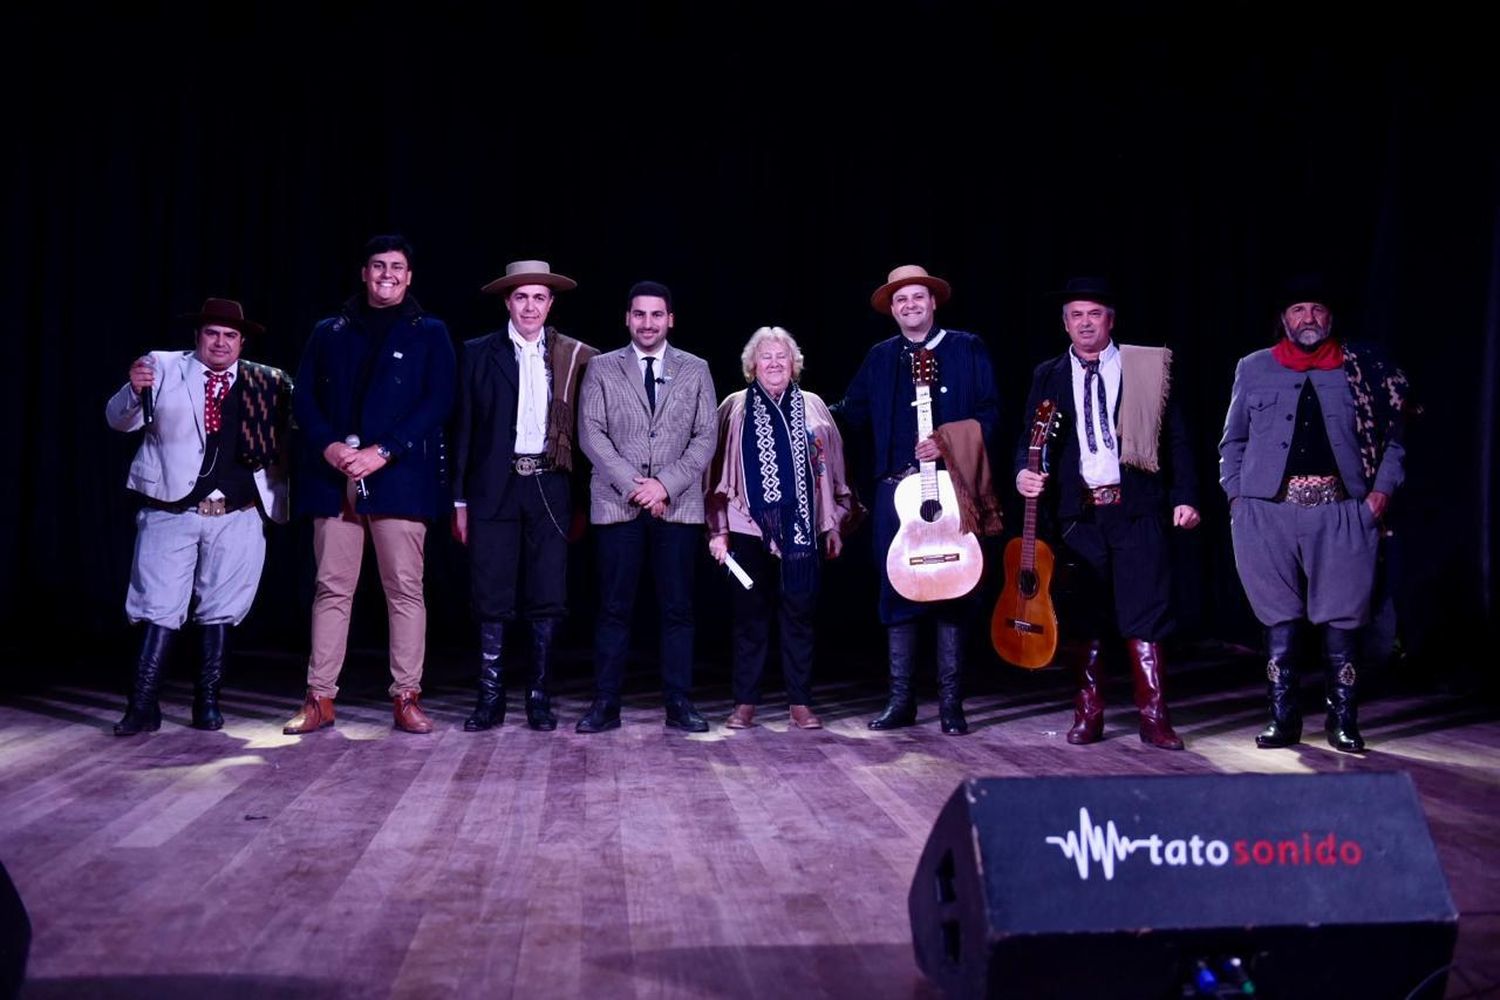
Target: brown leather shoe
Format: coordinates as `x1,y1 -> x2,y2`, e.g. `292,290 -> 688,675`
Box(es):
788,705 -> 823,730
726,704 -> 756,729
393,691 -> 434,734
283,693 -> 335,735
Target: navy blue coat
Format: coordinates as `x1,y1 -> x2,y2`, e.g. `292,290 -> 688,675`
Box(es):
293,295 -> 456,519
834,328 -> 1001,480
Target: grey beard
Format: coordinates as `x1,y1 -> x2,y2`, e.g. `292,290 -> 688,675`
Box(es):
1288,324 -> 1331,349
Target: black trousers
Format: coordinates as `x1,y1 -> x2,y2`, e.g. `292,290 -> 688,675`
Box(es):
728,532 -> 817,705
1057,504 -> 1174,642
592,517 -> 699,701
468,471 -> 570,622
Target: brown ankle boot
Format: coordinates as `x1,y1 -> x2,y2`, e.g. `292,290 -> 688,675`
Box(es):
393,691 -> 433,734
1127,639 -> 1184,750
283,692 -> 335,734
1066,640 -> 1106,745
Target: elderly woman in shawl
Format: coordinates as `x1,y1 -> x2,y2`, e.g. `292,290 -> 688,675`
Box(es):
706,326 -> 859,730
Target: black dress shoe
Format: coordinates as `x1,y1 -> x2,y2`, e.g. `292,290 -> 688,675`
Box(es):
575,698 -> 621,733
664,699 -> 709,732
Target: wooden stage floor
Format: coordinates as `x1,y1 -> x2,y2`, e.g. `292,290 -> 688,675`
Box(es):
1,651 -> 1496,998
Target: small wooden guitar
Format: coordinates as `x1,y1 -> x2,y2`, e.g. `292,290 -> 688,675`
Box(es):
886,349 -> 984,603
992,400 -> 1062,669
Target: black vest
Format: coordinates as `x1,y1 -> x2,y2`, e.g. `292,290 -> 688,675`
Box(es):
183,379 -> 258,508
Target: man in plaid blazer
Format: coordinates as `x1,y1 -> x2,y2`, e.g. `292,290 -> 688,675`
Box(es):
575,281 -> 718,732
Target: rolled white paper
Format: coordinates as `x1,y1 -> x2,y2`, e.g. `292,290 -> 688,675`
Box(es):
723,552 -> 754,590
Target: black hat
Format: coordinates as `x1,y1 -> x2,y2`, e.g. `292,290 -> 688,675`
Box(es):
1274,272 -> 1337,313
1049,276 -> 1116,308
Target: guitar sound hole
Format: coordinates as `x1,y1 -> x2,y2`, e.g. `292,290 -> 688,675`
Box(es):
1019,570 -> 1038,598
919,499 -> 943,522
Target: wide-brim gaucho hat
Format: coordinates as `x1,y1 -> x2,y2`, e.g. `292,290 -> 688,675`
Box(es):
870,264 -> 952,313
481,259 -> 578,295
177,297 -> 265,336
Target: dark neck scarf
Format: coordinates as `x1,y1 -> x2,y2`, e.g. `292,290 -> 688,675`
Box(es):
1071,350 -> 1116,454
742,380 -> 818,594
1273,336 -> 1344,371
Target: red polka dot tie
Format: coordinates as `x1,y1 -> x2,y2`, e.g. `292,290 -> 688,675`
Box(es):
205,371 -> 231,434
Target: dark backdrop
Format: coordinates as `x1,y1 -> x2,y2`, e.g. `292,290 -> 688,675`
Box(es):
3,4 -> 1495,689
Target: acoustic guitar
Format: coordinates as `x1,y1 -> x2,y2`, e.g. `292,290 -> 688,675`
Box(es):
885,348 -> 984,603
991,400 -> 1062,669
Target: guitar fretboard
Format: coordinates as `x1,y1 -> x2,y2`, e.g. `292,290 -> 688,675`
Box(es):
914,385 -> 939,502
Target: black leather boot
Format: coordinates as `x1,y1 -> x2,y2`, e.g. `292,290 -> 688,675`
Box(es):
464,621 -> 506,732
1066,640 -> 1106,745
1323,625 -> 1366,753
115,623 -> 174,736
1127,639 -> 1184,750
869,624 -> 918,730
1256,621 -> 1303,748
193,623 -> 229,731
526,619 -> 558,731
935,621 -> 968,735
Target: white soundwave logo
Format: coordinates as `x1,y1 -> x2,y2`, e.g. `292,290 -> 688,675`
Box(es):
1045,807 -> 1231,880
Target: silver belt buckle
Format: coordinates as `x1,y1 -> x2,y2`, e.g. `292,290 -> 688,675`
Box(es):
196,497 -> 228,516
513,456 -> 540,477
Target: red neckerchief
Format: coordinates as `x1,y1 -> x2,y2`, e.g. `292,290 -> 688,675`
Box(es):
1272,337 -> 1344,371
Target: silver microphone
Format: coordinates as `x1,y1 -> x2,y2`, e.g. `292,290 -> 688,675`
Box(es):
345,434 -> 369,499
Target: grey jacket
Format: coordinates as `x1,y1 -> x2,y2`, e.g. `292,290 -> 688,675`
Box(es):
1219,348 -> 1405,502
578,343 -> 717,525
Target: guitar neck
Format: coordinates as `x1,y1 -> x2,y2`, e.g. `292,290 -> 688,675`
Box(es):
1021,447 -> 1043,570
915,385 -> 938,499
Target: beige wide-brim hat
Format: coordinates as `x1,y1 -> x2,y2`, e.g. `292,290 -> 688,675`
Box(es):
481,259 -> 578,295
870,264 -> 952,313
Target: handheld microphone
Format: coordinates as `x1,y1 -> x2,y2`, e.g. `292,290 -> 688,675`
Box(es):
139,355 -> 156,425
344,434 -> 370,499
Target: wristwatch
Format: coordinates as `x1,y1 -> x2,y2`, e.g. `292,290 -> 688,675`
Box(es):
375,444 -> 391,460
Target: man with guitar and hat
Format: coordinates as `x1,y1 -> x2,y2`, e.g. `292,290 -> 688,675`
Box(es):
835,264 -> 1003,736
105,297 -> 292,736
1014,277 -> 1200,750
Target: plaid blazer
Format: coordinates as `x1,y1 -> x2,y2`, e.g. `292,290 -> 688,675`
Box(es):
578,343 -> 717,525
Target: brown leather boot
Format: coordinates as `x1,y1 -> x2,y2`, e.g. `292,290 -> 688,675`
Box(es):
1066,640 -> 1106,745
1127,638 -> 1184,750
788,705 -> 823,730
283,692 -> 335,735
726,704 -> 756,729
393,691 -> 433,734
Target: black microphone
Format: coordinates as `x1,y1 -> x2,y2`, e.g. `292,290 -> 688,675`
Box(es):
345,434 -> 370,499
139,355 -> 156,425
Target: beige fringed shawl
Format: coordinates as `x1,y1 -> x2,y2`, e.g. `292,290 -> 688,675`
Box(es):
1117,344 -> 1172,472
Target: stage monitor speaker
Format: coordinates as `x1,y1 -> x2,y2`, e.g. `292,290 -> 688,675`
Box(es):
0,861 -> 30,1000
909,773 -> 1457,999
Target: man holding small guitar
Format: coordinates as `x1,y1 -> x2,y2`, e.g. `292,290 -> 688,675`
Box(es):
1015,277 -> 1200,750
835,265 -> 1002,735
